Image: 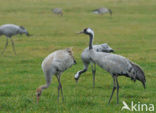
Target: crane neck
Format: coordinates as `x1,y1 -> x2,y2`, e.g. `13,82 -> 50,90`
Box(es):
89,34 -> 94,50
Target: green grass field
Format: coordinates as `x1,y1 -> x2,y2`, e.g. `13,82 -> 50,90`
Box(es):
0,0 -> 156,112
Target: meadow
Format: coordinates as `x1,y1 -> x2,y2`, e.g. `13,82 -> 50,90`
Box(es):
0,0 -> 156,112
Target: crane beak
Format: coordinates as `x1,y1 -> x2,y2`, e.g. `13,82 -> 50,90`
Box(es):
37,95 -> 40,104
142,81 -> 146,89
26,32 -> 33,37
76,80 -> 78,84
36,92 -> 41,104
74,78 -> 79,83
36,88 -> 42,104
26,32 -> 30,36
110,49 -> 114,53
76,31 -> 84,34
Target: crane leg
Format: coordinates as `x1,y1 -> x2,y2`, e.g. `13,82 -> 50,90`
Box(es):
108,76 -> 116,104
60,82 -> 64,101
11,39 -> 16,55
91,63 -> 96,88
116,77 -> 119,104
1,38 -> 8,55
57,73 -> 64,102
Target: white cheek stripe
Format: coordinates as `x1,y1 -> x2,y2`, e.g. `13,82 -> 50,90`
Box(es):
87,28 -> 94,36
75,71 -> 80,78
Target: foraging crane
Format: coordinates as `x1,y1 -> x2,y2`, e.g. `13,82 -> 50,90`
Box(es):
75,43 -> 114,88
36,48 -> 76,103
0,24 -> 30,55
52,8 -> 63,16
77,28 -> 146,104
93,8 -> 112,16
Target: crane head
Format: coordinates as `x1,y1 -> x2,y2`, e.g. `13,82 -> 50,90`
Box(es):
100,43 -> 114,53
26,32 -> 31,36
130,62 -> 146,89
74,71 -> 80,83
77,28 -> 94,37
19,26 -> 31,37
74,77 -> 79,83
108,9 -> 112,16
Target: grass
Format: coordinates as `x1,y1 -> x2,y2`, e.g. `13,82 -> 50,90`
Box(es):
0,0 -> 156,112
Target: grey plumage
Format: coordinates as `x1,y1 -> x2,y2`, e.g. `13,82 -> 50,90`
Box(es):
74,43 -> 114,87
93,8 -> 112,16
77,28 -> 146,104
0,24 -> 30,55
52,8 -> 63,16
36,48 -> 76,103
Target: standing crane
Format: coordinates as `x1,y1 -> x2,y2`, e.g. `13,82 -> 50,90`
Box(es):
36,48 -> 76,103
93,8 -> 112,16
0,24 -> 30,55
77,28 -> 146,104
75,43 -> 114,88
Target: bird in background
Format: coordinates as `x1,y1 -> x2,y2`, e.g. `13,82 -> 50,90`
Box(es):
93,8 -> 112,16
75,43 -> 114,88
52,8 -> 63,16
0,24 -> 30,55
36,48 -> 76,103
77,28 -> 146,104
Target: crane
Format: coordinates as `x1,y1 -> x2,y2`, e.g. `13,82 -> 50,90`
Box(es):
0,24 -> 30,55
75,43 -> 114,87
36,48 -> 76,103
77,28 -> 146,104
